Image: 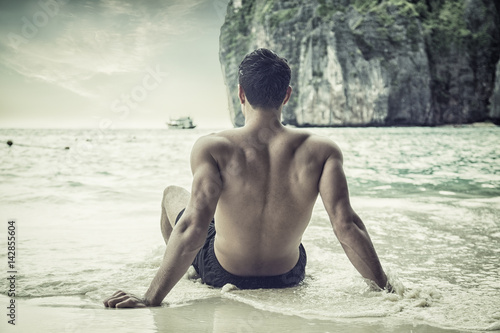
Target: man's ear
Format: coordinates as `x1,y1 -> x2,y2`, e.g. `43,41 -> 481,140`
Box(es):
238,85 -> 246,104
282,86 -> 292,105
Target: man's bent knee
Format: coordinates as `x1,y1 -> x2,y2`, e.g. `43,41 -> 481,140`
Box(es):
162,186 -> 190,223
162,185 -> 187,203
163,185 -> 181,198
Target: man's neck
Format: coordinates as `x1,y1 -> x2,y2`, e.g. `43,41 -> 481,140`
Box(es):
243,106 -> 284,132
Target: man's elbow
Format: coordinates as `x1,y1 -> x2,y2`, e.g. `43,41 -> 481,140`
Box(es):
332,218 -> 355,242
176,220 -> 207,254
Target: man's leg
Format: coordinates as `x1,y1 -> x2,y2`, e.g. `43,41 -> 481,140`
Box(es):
160,185 -> 190,245
103,185 -> 191,308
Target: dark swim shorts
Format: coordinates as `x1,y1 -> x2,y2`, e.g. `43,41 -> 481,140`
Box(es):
175,209 -> 307,289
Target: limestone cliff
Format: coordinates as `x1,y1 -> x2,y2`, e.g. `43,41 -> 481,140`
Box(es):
219,0 -> 500,127
492,61 -> 500,119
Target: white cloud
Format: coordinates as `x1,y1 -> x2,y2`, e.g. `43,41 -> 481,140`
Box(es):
0,0 -> 206,99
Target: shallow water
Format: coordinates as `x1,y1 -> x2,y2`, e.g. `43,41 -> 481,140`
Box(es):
0,126 -> 499,332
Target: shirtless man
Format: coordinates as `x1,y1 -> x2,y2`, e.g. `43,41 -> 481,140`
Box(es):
104,48 -> 389,308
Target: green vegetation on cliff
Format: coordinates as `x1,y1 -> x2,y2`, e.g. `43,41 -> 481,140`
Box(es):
219,1 -> 255,62
354,0 -> 418,18
422,1 -> 470,52
268,7 -> 299,27
219,0 -> 500,126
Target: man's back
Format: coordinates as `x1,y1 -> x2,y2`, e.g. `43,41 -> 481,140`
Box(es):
103,123 -> 326,307
206,122 -> 336,277
103,48 -> 389,308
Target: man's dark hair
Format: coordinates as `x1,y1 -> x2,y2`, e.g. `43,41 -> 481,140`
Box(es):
238,48 -> 291,110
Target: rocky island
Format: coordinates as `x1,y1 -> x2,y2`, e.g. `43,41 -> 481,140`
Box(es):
219,0 -> 500,127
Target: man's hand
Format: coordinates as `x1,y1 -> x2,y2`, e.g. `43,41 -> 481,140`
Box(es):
103,290 -> 148,308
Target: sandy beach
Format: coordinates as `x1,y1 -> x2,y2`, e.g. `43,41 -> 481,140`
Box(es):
0,295 -> 469,333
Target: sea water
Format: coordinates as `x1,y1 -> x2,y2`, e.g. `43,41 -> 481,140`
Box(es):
0,126 -> 499,332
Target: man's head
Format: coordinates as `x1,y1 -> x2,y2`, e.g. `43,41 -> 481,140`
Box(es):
238,48 -> 291,111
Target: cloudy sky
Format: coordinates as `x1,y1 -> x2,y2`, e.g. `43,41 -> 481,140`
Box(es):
0,0 -> 233,128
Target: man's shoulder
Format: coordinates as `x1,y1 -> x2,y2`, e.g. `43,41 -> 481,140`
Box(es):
195,129 -> 237,145
194,127 -> 342,158
191,130 -> 238,156
290,128 -> 343,160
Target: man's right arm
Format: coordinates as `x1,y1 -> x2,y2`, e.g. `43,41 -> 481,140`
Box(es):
318,142 -> 388,290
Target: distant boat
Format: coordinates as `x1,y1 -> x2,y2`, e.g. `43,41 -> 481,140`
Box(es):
166,116 -> 196,129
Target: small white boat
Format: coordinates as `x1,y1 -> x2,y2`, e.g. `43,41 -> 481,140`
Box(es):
166,117 -> 196,129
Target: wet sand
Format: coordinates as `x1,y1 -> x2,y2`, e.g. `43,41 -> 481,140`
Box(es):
0,295 -> 467,333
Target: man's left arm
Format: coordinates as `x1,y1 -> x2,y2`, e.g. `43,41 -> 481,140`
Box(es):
104,136 -> 222,308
